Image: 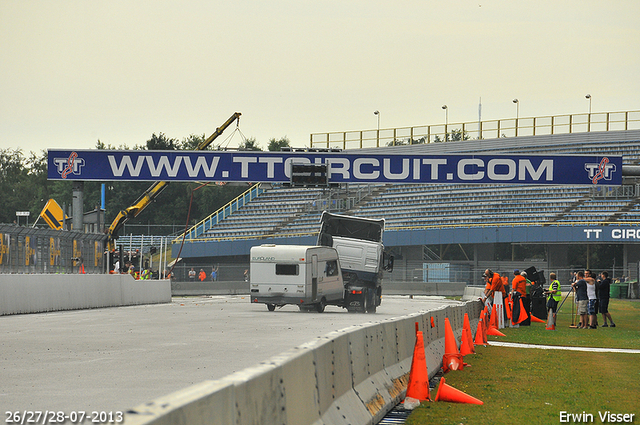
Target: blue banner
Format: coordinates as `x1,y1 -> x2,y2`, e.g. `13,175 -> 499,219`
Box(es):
48,150 -> 622,186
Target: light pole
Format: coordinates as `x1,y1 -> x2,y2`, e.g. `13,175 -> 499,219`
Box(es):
513,99 -> 519,136
442,105 -> 448,141
585,94 -> 592,132
374,110 -> 380,146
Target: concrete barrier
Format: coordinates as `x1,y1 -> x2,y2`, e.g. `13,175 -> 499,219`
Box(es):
462,285 -> 485,301
171,280 -> 250,296
171,280 -> 468,297
384,281 -> 467,296
124,299 -> 482,425
0,274 -> 171,316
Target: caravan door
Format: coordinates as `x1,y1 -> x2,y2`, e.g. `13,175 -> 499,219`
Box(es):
311,254 -> 318,301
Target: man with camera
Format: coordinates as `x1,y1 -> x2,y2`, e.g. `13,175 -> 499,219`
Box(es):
571,271 -> 589,329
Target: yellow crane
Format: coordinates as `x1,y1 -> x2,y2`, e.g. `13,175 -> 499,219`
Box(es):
106,112 -> 241,251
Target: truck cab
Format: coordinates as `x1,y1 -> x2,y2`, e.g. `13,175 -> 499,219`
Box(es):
317,212 -> 393,313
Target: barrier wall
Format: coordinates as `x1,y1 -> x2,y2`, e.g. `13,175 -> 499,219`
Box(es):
124,300 -> 482,425
0,274 -> 171,316
170,280 -> 468,297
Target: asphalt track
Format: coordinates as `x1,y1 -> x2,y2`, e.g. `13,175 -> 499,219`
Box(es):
0,295 -> 462,414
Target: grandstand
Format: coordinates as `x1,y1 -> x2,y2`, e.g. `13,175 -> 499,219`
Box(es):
172,128 -> 640,283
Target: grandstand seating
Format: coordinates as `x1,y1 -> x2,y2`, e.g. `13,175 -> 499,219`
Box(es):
183,130 -> 640,242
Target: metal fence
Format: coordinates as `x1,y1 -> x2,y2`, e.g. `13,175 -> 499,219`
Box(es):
0,225 -> 107,274
172,260 -> 637,287
310,110 -> 640,150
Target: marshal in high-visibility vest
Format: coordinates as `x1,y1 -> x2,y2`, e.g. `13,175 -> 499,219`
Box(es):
39,199 -> 67,230
545,273 -> 562,313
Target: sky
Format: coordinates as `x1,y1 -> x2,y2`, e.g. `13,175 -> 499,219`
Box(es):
1,0 -> 639,153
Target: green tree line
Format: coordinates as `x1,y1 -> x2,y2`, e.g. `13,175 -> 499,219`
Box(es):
0,134 -> 291,233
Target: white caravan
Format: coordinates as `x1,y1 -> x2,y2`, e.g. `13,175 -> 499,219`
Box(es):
250,244 -> 344,312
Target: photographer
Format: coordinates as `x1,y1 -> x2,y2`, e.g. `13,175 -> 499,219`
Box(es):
571,271 -> 589,329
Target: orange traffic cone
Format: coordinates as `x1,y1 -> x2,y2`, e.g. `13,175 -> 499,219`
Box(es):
489,303 -> 499,329
474,318 -> 486,346
487,303 -> 506,336
486,326 -> 506,336
460,313 -> 475,356
505,295 -> 512,320
80,264 -> 85,274
442,318 -> 463,373
515,298 -> 528,325
480,309 -> 487,335
435,377 -> 483,405
404,322 -> 431,409
546,308 -> 556,330
530,313 -> 546,323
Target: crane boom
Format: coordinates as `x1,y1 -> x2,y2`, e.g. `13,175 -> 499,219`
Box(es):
106,112 -> 241,251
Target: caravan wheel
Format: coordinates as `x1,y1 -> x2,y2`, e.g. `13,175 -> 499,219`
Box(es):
316,298 -> 326,313
267,304 -> 276,312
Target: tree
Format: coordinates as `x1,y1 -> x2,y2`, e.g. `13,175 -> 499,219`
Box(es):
268,136 -> 291,152
237,137 -> 262,151
434,128 -> 470,143
145,133 -> 177,151
179,134 -> 207,151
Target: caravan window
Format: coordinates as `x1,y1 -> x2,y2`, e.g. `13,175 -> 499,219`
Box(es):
325,260 -> 339,277
276,264 -> 299,275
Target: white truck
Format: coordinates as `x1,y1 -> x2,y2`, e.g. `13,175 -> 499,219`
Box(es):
249,244 -> 344,312
317,212 -> 394,313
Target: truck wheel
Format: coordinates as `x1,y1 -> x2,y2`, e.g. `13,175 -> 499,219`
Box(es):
316,298 -> 326,313
267,304 -> 276,312
362,293 -> 370,313
365,289 -> 376,313
364,291 -> 376,313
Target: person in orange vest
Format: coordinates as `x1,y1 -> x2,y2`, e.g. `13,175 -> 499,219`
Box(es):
510,270 -> 528,326
198,268 -> 207,282
484,269 -> 506,321
483,269 -> 505,302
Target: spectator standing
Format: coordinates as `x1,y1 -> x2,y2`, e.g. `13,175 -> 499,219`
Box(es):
198,268 -> 207,282
211,266 -> 218,282
572,271 -> 589,329
585,270 -> 598,329
189,267 -> 196,282
598,271 -> 616,327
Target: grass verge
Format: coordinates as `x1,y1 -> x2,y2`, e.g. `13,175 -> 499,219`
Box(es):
406,299 -> 640,425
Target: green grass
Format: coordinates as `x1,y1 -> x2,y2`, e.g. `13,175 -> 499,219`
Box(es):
494,296 -> 640,349
406,299 -> 640,425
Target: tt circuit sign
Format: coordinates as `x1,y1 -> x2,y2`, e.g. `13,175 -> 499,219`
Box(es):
584,228 -> 640,241
48,150 -> 622,186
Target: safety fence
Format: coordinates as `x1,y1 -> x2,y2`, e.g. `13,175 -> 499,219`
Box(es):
0,225 -> 107,274
310,110 -> 640,150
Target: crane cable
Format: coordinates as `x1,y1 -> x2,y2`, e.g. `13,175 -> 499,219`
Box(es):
169,181 -> 211,278
217,120 -> 248,150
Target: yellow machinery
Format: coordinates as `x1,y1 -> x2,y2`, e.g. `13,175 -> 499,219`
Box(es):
106,112 -> 241,252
